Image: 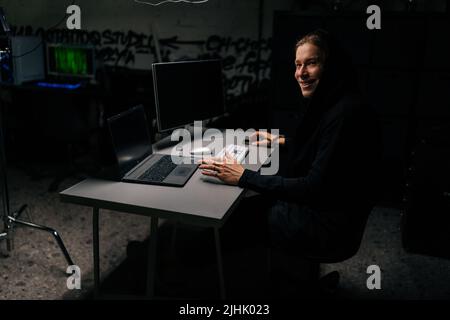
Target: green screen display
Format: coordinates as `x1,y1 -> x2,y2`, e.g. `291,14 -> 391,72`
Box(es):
49,46 -> 94,77
54,47 -> 87,75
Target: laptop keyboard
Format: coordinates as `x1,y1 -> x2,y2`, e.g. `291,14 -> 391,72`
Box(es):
139,155 -> 178,182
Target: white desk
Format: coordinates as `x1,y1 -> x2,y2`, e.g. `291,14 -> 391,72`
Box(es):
60,140 -> 273,299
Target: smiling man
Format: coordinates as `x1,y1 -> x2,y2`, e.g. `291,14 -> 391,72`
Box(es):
200,29 -> 382,298
294,36 -> 325,98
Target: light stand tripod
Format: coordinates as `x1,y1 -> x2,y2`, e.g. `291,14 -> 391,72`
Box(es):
0,86 -> 74,267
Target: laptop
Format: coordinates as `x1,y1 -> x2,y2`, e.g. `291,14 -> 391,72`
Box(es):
107,105 -> 198,187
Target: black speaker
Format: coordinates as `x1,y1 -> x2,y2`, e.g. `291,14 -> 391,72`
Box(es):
402,138 -> 450,259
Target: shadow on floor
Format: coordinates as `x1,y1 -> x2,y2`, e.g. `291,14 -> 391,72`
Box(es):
84,222 -> 273,300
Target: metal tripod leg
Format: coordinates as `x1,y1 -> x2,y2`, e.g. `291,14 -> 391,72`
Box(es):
1,91 -> 73,268
7,215 -> 75,266
4,204 -> 28,251
11,204 -> 28,219
5,224 -> 13,251
1,159 -> 13,252
0,98 -> 76,278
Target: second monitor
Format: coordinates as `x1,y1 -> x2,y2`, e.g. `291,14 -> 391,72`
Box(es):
46,43 -> 96,81
152,59 -> 225,133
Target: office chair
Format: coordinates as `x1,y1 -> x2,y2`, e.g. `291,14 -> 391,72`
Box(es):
305,209 -> 372,298
268,205 -> 373,299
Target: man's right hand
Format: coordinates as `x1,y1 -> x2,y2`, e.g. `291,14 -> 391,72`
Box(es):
249,131 -> 285,146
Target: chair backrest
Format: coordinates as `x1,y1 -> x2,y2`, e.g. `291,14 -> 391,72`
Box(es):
305,206 -> 373,264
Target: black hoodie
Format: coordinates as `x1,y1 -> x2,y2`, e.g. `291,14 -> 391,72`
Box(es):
238,30 -> 382,255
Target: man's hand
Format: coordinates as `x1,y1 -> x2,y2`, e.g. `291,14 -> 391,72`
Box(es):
249,131 -> 285,147
199,153 -> 245,185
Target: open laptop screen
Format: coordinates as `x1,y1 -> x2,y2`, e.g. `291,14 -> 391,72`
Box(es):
107,105 -> 153,177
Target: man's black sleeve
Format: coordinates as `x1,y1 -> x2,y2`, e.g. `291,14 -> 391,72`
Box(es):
238,114 -> 346,203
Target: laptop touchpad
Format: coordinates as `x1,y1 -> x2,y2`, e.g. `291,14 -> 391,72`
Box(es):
171,166 -> 191,176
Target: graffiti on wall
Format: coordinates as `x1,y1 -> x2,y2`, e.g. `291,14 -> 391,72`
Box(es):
12,25 -> 272,98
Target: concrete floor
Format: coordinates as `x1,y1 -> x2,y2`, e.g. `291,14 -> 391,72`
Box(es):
1,164 -> 450,300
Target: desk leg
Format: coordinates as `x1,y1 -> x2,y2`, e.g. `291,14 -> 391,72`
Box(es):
93,207 -> 100,298
146,217 -> 158,299
214,227 -> 226,300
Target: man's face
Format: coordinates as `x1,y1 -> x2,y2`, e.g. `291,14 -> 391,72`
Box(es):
294,43 -> 324,98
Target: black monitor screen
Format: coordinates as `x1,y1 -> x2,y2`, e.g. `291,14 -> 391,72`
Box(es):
107,105 -> 153,176
47,44 -> 95,78
152,59 -> 225,132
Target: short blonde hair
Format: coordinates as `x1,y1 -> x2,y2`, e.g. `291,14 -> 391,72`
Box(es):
295,29 -> 330,64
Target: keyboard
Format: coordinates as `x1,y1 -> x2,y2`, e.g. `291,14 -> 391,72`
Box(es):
215,144 -> 248,164
139,155 -> 178,182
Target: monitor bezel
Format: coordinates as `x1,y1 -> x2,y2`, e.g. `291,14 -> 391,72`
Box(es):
107,104 -> 153,177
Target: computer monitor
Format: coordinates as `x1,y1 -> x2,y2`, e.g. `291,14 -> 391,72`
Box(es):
46,43 -> 96,80
0,36 -> 45,85
152,59 -> 225,133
